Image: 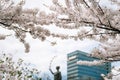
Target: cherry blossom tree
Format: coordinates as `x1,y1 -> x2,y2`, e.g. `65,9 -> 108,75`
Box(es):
0,53 -> 41,80
101,67 -> 120,80
0,0 -> 120,65
47,0 -> 120,65
0,0 -> 53,53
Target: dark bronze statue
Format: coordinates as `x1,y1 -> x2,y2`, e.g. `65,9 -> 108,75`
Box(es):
49,66 -> 62,80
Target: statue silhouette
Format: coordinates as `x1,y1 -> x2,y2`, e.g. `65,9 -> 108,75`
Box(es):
49,66 -> 62,80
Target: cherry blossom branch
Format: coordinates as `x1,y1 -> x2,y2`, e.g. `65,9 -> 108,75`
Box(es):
59,18 -> 120,33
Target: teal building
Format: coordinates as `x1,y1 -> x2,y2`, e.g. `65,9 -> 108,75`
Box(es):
67,50 -> 111,80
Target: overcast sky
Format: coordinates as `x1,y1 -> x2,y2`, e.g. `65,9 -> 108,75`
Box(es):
0,0 -> 120,79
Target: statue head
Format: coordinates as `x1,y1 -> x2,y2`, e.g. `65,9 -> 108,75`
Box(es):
56,66 -> 60,71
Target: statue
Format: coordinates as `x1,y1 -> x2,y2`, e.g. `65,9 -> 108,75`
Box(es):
49,66 -> 62,80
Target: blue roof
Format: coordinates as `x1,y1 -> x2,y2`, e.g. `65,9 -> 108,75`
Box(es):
67,50 -> 88,56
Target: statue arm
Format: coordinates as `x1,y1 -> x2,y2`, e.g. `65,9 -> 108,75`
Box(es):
49,68 -> 54,75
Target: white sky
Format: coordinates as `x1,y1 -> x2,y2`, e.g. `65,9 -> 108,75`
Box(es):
0,26 -> 98,76
0,0 -> 120,79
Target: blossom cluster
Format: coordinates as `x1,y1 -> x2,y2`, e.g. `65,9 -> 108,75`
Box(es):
0,53 -> 40,80
77,60 -> 104,66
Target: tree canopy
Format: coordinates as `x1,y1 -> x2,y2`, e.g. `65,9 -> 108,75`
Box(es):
0,0 -> 120,65
0,53 -> 40,80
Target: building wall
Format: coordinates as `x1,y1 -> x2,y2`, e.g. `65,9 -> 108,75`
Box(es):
67,50 -> 111,80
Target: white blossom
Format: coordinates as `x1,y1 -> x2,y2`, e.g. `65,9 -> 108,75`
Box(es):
0,34 -> 6,40
0,53 -> 40,80
77,60 -> 104,66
